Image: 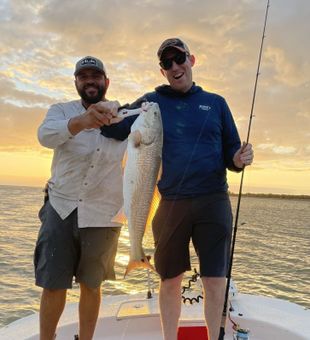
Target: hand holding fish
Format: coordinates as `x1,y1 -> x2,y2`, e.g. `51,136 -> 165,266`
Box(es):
233,142 -> 254,168
68,100 -> 121,134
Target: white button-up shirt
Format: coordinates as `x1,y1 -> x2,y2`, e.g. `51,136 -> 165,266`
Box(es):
38,99 -> 127,228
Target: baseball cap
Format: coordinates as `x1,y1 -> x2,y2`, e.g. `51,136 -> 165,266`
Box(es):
157,38 -> 191,60
74,56 -> 107,76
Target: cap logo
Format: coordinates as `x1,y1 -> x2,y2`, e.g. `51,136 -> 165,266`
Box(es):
81,57 -> 97,66
74,56 -> 106,76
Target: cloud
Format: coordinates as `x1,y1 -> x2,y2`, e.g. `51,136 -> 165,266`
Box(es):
0,101 -> 44,151
0,74 -> 55,105
0,0 -> 309,183
0,75 -> 47,151
257,143 -> 296,155
264,47 -> 310,87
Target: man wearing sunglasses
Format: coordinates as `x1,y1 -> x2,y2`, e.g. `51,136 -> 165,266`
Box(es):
102,38 -> 254,340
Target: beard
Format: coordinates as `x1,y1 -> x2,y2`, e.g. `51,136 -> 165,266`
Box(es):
77,84 -> 106,104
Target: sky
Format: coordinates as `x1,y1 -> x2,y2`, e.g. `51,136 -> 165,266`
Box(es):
0,0 -> 309,194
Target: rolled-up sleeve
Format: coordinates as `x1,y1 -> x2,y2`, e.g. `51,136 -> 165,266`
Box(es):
38,103 -> 74,149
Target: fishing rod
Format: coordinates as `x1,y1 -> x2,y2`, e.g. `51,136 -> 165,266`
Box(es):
219,1 -> 271,339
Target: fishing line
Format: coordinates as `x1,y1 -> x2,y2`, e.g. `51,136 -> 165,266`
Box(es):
220,1 -> 271,338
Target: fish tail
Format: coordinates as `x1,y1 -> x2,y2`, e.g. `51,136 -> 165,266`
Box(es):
124,257 -> 155,278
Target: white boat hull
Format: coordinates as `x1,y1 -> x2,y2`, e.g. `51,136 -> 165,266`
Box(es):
0,291 -> 309,339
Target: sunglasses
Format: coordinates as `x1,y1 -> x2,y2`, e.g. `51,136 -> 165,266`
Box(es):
159,52 -> 188,70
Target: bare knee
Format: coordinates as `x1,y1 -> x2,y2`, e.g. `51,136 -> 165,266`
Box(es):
42,288 -> 66,298
80,283 -> 101,296
201,277 -> 226,296
202,276 -> 225,287
160,274 -> 184,293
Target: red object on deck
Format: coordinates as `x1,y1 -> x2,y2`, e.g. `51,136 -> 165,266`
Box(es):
178,326 -> 209,339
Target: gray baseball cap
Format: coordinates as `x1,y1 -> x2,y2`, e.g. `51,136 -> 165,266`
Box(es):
157,38 -> 190,60
74,56 -> 107,76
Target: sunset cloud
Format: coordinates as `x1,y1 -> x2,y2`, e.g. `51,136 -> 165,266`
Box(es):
257,144 -> 296,155
0,0 -> 309,193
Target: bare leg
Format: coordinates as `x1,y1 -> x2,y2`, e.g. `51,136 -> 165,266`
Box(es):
159,273 -> 184,340
78,283 -> 101,340
201,277 -> 226,340
39,288 -> 67,340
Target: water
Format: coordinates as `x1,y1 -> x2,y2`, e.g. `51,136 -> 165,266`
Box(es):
0,185 -> 309,328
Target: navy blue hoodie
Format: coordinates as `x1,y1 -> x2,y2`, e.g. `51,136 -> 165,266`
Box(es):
101,84 -> 242,199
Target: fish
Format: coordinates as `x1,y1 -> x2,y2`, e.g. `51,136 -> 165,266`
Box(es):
115,102 -> 163,277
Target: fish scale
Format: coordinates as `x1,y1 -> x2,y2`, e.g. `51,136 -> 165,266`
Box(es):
122,102 -> 163,276
127,145 -> 160,255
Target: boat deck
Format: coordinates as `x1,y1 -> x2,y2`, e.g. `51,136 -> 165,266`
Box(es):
0,292 -> 309,339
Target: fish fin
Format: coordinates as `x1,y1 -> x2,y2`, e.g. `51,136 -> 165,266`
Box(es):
129,130 -> 142,147
124,257 -> 155,278
121,150 -> 128,172
111,206 -> 127,224
146,186 -> 161,231
157,163 -> 162,180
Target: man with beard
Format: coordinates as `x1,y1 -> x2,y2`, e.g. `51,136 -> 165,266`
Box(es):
34,56 -> 124,340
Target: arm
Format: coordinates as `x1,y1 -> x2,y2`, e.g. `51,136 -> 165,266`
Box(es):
100,115 -> 137,141
100,95 -> 149,141
221,98 -> 254,171
38,103 -> 73,149
38,101 -> 120,148
68,101 -> 120,135
221,98 -> 243,172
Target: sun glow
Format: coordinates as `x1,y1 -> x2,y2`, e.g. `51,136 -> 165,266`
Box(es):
0,1 -> 309,195
0,151 -> 52,188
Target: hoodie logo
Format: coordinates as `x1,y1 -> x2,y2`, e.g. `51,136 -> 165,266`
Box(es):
199,105 -> 211,111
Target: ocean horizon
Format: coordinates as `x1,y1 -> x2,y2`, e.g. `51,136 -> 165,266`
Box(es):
0,184 -> 309,328
1,182 -> 309,198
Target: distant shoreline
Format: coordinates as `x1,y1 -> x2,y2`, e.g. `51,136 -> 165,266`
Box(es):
0,184 -> 309,200
229,192 -> 310,200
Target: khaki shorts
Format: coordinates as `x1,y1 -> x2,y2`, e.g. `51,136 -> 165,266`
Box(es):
34,201 -> 120,289
152,192 -> 232,280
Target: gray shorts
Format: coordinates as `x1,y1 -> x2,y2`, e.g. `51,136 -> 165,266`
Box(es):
34,201 -> 121,289
152,192 -> 232,280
